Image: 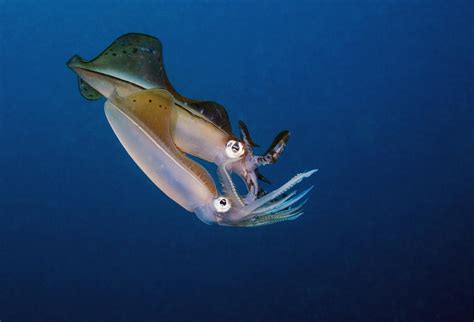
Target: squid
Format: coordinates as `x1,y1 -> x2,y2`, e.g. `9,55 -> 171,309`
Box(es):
67,33 -> 288,202
67,33 -> 316,226
105,88 -> 316,226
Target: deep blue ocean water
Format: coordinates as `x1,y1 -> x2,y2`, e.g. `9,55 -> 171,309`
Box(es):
0,1 -> 473,321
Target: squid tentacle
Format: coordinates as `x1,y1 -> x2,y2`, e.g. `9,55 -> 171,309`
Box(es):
241,170 -> 317,214
217,158 -> 246,208
252,187 -> 313,216
237,211 -> 305,227
214,169 -> 316,226
243,200 -> 308,227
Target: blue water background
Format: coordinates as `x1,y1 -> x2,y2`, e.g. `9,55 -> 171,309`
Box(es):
0,1 -> 472,321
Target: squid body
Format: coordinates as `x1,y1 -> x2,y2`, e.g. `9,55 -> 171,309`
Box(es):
68,33 -> 316,227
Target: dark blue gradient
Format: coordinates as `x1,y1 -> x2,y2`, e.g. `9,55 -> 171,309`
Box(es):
0,1 -> 472,321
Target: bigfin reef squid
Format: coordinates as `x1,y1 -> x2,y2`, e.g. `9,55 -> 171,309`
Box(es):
67,33 -> 316,227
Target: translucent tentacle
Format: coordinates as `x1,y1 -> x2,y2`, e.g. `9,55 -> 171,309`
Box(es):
252,186 -> 313,216
251,190 -> 298,214
242,169 -> 317,214
217,159 -> 245,208
216,169 -> 316,227
237,211 -> 304,227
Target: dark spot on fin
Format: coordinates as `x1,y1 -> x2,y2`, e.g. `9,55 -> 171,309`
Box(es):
75,33 -> 173,93
78,78 -> 102,101
70,33 -> 234,134
189,101 -> 232,134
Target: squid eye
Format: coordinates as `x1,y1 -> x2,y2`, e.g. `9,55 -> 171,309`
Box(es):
213,197 -> 231,213
225,140 -> 245,158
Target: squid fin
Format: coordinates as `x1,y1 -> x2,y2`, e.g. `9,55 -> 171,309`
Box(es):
69,33 -> 233,133
69,33 -> 171,92
189,101 -> 233,134
78,78 -> 102,100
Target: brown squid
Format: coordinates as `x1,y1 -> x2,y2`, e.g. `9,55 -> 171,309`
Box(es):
67,33 -> 288,201
67,33 -> 316,226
